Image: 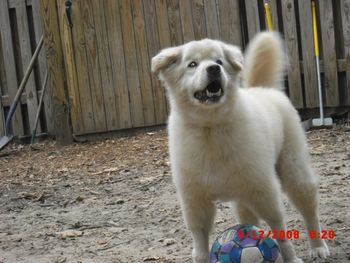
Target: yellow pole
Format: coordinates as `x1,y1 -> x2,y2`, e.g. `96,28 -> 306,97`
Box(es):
264,2 -> 273,31
312,0 -> 320,57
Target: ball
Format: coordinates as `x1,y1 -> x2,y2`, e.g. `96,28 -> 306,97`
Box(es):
210,224 -> 283,263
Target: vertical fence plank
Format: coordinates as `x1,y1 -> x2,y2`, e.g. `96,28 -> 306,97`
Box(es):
32,0 -> 51,131
192,0 -> 207,39
155,0 -> 171,49
245,0 -> 260,39
81,0 -> 107,132
298,0 -> 318,108
319,0 -> 339,107
104,0 -> 132,129
178,0 -> 194,41
143,0 -> 168,124
0,74 -> 4,136
167,0 -> 183,46
217,0 -> 242,45
166,0 -> 182,114
132,0 -> 156,126
31,0 -> 46,87
0,34 -> 7,97
179,0 -> 195,42
0,39 -> 5,136
281,0 -> 303,108
203,0 -> 220,39
39,0 -> 72,143
69,0 -> 95,133
17,1 -> 41,132
341,0 -> 350,105
56,0 -> 83,134
119,0 -> 144,127
0,38 -> 6,95
155,0 -> 171,115
0,0 -> 24,135
0,98 -> 4,137
90,0 -> 118,131
333,0 -> 344,62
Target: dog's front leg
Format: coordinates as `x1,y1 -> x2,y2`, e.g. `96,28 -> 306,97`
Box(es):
179,194 -> 215,263
191,228 -> 211,263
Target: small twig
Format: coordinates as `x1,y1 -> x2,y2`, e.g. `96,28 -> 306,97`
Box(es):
97,240 -> 131,251
76,221 -> 118,231
78,225 -> 106,231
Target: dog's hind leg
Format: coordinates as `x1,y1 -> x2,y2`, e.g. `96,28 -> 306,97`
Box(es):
245,183 -> 303,263
277,143 -> 330,259
234,203 -> 260,226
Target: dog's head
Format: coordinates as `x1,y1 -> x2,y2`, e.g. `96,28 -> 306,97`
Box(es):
152,39 -> 243,113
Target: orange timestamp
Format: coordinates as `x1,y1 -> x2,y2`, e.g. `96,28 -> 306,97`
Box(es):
237,229 -> 335,240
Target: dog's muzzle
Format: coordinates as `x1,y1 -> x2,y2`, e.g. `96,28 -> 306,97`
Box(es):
194,65 -> 223,104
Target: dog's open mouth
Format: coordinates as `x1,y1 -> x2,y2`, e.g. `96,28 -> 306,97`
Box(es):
194,80 -> 223,104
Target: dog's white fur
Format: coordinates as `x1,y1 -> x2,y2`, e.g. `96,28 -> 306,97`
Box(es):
152,32 -> 329,263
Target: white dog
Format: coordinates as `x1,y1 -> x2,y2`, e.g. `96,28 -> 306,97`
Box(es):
152,32 -> 329,263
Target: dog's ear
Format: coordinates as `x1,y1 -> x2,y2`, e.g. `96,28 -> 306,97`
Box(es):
151,47 -> 181,76
221,43 -> 243,71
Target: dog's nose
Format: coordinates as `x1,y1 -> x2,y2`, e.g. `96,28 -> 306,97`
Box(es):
207,65 -> 221,77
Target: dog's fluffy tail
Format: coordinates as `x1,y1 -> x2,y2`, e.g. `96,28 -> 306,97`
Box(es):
242,32 -> 285,88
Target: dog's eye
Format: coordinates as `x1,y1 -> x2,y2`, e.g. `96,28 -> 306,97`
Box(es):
216,59 -> 223,65
188,61 -> 198,68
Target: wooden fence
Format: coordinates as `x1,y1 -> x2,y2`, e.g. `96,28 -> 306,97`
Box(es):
1,0 -> 350,140
0,0 -> 47,138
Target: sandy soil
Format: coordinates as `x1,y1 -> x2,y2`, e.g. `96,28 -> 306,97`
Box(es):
0,126 -> 349,263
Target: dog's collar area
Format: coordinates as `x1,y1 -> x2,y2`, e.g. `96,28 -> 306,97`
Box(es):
194,79 -> 223,104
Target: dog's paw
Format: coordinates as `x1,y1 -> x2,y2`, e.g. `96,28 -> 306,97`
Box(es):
192,249 -> 209,263
310,245 -> 330,259
284,258 -> 304,263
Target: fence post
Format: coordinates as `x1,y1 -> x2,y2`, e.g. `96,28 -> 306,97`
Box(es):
38,0 -> 72,144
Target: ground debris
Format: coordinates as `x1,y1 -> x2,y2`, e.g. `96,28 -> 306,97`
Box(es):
56,230 -> 83,239
143,255 -> 164,261
54,257 -> 67,263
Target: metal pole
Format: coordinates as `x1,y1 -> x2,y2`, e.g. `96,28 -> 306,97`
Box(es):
4,36 -> 44,135
31,71 -> 48,144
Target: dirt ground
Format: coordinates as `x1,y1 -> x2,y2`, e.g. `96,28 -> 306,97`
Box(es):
0,125 -> 349,263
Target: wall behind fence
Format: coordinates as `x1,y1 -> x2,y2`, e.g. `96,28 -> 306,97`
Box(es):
0,0 -> 47,138
2,0 -> 350,138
